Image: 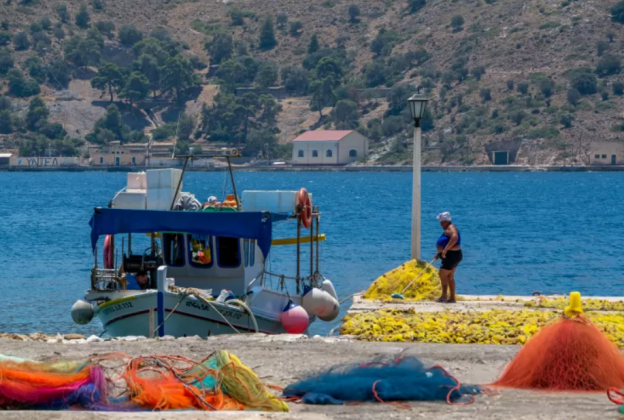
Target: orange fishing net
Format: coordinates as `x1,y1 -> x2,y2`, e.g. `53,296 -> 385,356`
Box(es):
492,316 -> 624,391
121,356 -> 244,410
89,351 -> 287,411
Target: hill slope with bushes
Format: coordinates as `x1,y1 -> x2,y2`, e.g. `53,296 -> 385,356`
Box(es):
1,0 -> 624,164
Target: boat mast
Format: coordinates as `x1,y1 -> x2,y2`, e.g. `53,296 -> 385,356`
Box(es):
170,156 -> 190,210
225,156 -> 240,211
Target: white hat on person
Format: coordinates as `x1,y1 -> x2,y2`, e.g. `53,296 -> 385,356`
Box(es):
437,212 -> 452,222
207,196 -> 218,203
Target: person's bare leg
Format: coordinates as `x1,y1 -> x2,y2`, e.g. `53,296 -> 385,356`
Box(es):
439,269 -> 449,301
447,268 -> 457,303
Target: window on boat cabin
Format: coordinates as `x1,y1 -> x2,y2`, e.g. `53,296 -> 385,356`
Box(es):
312,150 -> 318,157
349,149 -> 357,158
297,150 -> 304,158
162,233 -> 185,267
188,234 -> 212,268
216,237 -> 240,268
326,149 -> 333,158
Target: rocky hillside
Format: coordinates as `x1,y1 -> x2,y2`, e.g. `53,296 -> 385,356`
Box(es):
1,0 -> 624,164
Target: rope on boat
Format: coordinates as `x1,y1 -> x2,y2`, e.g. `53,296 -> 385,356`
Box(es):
225,299 -> 259,333
151,287 -> 259,335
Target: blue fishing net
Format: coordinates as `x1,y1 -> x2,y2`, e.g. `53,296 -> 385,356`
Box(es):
283,355 -> 480,405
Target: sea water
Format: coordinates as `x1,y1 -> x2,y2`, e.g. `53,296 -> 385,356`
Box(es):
0,171 -> 623,336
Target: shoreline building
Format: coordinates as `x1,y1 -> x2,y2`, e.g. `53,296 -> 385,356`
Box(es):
590,142 -> 624,165
291,130 -> 369,166
90,142 -> 148,166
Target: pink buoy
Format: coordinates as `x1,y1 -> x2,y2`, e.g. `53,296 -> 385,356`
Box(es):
280,301 -> 309,334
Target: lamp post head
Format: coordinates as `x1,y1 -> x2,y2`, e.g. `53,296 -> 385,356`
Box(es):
407,91 -> 429,128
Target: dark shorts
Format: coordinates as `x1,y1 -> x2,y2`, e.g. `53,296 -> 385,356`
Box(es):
440,249 -> 463,270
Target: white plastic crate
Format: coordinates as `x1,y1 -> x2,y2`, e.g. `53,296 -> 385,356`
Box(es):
113,191 -> 146,210
146,188 -> 180,210
146,169 -> 183,190
127,172 -> 147,190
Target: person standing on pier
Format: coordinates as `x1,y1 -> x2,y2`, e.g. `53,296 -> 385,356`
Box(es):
434,212 -> 462,303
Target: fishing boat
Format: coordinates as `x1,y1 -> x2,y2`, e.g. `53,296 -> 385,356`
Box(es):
71,151 -> 340,338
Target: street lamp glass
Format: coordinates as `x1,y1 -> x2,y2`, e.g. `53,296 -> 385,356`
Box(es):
407,93 -> 429,122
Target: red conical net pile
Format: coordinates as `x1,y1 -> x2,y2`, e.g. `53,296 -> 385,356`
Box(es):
492,316 -> 624,391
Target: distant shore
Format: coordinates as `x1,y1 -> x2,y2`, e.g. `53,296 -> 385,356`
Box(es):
3,165 -> 624,172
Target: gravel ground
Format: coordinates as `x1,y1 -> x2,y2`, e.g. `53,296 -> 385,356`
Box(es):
0,334 -> 618,419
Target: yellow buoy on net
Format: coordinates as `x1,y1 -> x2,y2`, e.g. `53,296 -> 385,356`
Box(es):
363,259 -> 441,301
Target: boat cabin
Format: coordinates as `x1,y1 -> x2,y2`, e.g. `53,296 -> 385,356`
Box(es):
158,233 -> 264,295
90,208 -> 289,298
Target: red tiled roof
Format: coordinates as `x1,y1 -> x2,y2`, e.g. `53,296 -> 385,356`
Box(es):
292,130 -> 353,142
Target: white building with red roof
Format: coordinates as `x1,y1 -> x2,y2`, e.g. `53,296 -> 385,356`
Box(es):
291,130 -> 369,166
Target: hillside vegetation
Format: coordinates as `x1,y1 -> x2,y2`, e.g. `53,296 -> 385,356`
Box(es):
1,0 -> 624,164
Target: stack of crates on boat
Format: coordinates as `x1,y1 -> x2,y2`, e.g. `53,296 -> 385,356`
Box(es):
112,169 -> 182,210
146,169 -> 182,210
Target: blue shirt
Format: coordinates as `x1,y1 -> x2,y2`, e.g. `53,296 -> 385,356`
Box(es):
126,274 -> 142,290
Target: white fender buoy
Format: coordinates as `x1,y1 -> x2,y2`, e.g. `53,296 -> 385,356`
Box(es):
318,278 -> 340,321
302,288 -> 339,318
321,278 -> 338,301
71,300 -> 95,325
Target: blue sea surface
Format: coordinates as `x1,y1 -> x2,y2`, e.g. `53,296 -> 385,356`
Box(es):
0,171 -> 623,336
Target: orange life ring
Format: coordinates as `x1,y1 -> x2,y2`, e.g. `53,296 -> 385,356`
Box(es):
103,235 -> 114,269
298,188 -> 312,229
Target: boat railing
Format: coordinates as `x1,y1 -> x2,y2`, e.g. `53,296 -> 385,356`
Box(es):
91,267 -> 123,291
257,270 -> 323,294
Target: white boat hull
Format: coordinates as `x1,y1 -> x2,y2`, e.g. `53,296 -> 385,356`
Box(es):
94,291 -> 300,338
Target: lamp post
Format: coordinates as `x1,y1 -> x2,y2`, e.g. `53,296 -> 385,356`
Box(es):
407,90 -> 429,261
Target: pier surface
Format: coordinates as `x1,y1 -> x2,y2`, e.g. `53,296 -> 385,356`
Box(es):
0,334 -> 617,419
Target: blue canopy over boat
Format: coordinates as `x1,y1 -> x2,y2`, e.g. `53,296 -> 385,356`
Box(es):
89,208 -> 290,258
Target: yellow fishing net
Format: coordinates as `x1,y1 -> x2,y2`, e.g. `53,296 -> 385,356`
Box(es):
341,308 -> 624,348
524,297 -> 624,312
363,259 -> 441,301
215,350 -> 289,412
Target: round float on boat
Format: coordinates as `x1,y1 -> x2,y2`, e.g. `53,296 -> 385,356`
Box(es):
71,300 -> 95,325
280,301 -> 309,334
301,287 -> 339,319
317,279 -> 340,321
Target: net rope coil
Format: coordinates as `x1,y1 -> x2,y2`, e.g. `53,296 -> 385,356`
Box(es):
0,350 -> 287,412
492,315 -> 624,391
282,355 -> 480,406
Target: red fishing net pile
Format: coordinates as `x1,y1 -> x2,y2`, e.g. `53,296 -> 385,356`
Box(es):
492,316 -> 624,391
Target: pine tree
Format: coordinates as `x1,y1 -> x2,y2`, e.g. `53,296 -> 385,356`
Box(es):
91,63 -> 124,102
75,3 -> 91,29
258,17 -> 277,50
308,34 -> 319,54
